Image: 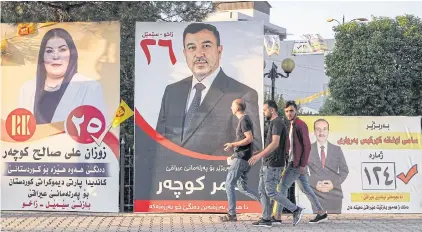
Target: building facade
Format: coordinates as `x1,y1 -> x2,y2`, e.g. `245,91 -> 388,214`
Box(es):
206,1 -> 335,113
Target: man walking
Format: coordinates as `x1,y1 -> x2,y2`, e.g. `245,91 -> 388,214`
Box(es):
273,100 -> 328,224
220,99 -> 260,222
248,100 -> 304,227
271,102 -> 329,223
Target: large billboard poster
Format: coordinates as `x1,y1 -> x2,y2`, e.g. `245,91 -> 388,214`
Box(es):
1,22 -> 121,212
134,21 -> 264,213
296,116 -> 422,213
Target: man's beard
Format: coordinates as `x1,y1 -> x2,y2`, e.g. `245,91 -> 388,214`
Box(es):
289,115 -> 296,121
265,113 -> 272,121
193,57 -> 211,81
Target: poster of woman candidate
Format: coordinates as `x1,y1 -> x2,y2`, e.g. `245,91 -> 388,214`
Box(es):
1,22 -> 121,212
134,21 -> 264,213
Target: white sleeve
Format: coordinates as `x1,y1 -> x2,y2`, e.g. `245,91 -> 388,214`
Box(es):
82,81 -> 109,123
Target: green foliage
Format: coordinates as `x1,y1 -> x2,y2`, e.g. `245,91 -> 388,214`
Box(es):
321,14 -> 422,116
0,1 -> 215,145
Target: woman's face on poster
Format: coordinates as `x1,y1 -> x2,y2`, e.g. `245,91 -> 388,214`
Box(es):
44,37 -> 70,79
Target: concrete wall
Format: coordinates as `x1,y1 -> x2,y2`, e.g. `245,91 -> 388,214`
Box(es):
206,11 -> 286,35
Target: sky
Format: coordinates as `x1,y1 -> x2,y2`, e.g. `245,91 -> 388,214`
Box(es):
269,1 -> 422,40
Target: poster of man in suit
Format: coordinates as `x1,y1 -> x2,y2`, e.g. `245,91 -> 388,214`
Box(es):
155,23 -> 262,156
296,116 -> 422,214
134,21 -> 264,213
307,118 -> 349,213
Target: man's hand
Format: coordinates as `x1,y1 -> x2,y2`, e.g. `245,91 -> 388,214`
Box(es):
316,181 -> 327,192
322,180 -> 334,191
316,180 -> 333,192
299,166 -> 306,175
248,154 -> 262,166
223,143 -> 233,151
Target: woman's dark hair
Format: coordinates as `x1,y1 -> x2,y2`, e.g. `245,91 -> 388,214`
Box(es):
34,28 -> 78,124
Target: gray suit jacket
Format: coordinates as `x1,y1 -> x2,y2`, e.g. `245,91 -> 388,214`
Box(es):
156,69 -> 262,156
308,142 -> 349,199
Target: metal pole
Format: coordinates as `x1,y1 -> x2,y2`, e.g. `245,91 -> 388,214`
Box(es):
271,75 -> 275,101
119,137 -> 126,212
270,62 -> 276,101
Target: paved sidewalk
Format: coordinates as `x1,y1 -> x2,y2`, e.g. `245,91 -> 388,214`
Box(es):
1,212 -> 422,232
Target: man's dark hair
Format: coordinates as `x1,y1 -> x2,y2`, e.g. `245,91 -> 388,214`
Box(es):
235,99 -> 246,112
264,100 -> 278,112
284,100 -> 298,110
183,23 -> 221,47
314,118 -> 330,130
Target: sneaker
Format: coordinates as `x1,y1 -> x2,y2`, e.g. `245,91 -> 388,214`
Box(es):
309,213 -> 328,224
292,207 -> 304,226
252,218 -> 272,228
271,216 -> 282,224
220,214 -> 237,222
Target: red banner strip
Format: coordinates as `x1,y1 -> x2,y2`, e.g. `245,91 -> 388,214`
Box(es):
134,109 -> 227,161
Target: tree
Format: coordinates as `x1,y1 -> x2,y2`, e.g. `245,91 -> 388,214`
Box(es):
321,14 -> 422,116
0,1 -> 215,145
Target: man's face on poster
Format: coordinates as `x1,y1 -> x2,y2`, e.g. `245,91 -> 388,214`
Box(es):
315,120 -> 329,144
183,29 -> 222,81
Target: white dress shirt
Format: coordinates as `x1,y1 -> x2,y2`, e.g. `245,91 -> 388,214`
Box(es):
288,121 -> 294,162
185,66 -> 221,111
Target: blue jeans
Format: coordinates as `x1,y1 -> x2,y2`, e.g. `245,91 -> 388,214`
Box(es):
272,163 -> 324,217
226,158 -> 259,216
259,165 -> 298,220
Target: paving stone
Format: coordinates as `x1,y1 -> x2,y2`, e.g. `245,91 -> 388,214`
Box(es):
1,212 -> 422,232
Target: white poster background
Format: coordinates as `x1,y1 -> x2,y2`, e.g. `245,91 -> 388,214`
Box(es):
1,134 -> 119,212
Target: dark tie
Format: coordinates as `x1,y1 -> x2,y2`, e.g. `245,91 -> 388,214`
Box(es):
183,83 -> 206,140
320,145 -> 326,168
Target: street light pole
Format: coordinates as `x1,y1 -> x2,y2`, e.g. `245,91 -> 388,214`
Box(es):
266,63 -> 285,101
264,58 -> 295,100
327,15 -> 368,25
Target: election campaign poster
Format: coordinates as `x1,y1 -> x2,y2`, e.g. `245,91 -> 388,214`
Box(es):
1,21 -> 121,212
134,21 -> 264,213
295,116 -> 422,214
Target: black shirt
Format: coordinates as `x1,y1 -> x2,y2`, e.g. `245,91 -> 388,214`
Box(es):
38,90 -> 62,124
233,115 -> 253,161
263,116 -> 287,167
